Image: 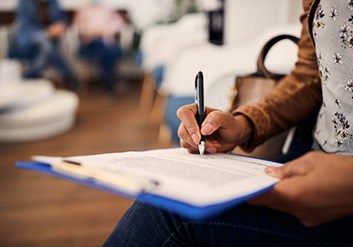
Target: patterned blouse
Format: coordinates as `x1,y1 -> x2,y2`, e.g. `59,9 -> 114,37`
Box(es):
313,0 -> 353,154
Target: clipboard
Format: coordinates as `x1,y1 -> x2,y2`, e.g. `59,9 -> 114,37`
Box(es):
16,148 -> 280,219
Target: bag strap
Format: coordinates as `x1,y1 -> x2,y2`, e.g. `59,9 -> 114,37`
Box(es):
256,34 -> 299,80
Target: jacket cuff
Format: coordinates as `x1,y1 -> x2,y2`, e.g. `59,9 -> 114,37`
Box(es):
232,105 -> 271,151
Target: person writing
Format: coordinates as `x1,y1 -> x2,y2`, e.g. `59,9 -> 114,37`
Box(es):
104,0 -> 353,246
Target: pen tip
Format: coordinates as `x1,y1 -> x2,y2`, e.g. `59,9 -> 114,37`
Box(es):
198,141 -> 205,157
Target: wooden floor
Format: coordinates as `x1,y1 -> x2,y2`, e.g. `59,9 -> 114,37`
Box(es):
0,81 -> 173,247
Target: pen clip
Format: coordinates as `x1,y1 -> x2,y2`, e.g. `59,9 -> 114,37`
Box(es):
195,71 -> 205,115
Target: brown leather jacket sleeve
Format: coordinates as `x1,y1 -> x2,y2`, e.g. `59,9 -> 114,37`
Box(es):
233,0 -> 322,151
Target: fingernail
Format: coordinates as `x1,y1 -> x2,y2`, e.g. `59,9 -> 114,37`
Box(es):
265,167 -> 277,177
214,143 -> 221,149
191,134 -> 200,145
206,146 -> 217,153
201,122 -> 213,135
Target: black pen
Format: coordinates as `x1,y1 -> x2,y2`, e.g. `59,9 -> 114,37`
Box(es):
195,71 -> 206,156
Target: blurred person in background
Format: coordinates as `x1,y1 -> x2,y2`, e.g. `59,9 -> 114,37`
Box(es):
73,0 -> 128,96
11,0 -> 79,91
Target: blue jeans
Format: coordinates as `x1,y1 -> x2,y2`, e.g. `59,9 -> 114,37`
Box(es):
104,201 -> 353,247
24,35 -> 74,78
11,33 -> 78,90
79,38 -> 122,93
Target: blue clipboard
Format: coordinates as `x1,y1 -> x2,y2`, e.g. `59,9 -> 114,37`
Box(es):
16,161 -> 274,220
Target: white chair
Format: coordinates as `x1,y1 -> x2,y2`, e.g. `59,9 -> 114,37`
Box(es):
0,79 -> 54,110
224,0 -> 301,46
0,79 -> 79,143
138,13 -> 208,117
140,12 -> 208,71
0,32 -> 79,143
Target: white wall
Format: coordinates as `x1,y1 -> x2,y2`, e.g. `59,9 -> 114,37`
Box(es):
224,0 -> 301,46
1,0 -> 302,39
0,0 -> 131,10
289,0 -> 302,23
0,0 -> 16,10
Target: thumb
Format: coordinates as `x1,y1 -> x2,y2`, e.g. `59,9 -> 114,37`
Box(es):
265,161 -> 311,179
201,110 -> 232,136
201,110 -> 223,135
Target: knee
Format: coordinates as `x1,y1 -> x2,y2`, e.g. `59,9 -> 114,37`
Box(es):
33,36 -> 54,54
104,201 -> 174,246
122,200 -> 164,223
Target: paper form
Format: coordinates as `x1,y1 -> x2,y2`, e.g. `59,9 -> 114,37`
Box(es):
64,148 -> 281,206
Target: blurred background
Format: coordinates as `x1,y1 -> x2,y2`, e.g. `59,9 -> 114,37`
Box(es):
0,0 -> 301,246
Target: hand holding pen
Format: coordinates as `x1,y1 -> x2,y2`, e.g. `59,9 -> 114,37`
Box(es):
177,72 -> 254,155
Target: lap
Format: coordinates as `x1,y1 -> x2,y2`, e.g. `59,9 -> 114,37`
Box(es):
104,200 -> 353,247
79,39 -> 121,58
